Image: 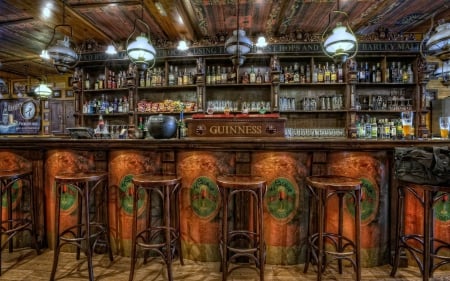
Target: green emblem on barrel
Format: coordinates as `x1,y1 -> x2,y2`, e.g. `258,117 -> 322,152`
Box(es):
265,177 -> 297,222
119,174 -> 147,216
345,177 -> 378,224
190,176 -> 219,220
435,192 -> 450,222
59,184 -> 77,213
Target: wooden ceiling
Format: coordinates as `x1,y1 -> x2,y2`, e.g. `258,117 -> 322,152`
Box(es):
0,0 -> 449,79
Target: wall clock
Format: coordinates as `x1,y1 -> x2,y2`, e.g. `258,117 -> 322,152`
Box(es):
20,100 -> 37,120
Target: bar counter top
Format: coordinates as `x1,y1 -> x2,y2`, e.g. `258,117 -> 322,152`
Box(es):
1,135 -> 449,151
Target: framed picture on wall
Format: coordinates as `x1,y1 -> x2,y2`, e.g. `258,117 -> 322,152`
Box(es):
43,112 -> 49,121
53,90 -> 61,98
66,90 -> 74,97
44,100 -> 49,109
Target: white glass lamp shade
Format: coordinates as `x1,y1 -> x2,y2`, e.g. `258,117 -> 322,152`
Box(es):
256,36 -> 268,48
225,29 -> 253,55
105,44 -> 117,55
177,40 -> 188,51
127,34 -> 156,63
40,50 -> 50,60
34,83 -> 52,97
324,23 -> 356,54
47,36 -> 78,73
425,22 -> 450,60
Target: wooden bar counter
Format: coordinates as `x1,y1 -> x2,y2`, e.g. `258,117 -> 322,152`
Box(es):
1,136 -> 449,267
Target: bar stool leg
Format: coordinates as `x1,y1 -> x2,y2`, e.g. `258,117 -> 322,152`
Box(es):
423,190 -> 431,281
355,189 -> 362,281
390,185 -> 404,277
50,183 -> 62,281
258,187 -> 265,281
317,188 -> 325,281
83,188 -> 94,281
164,184 -> 173,281
129,185 -> 138,281
338,193 -> 344,274
221,188 -> 229,281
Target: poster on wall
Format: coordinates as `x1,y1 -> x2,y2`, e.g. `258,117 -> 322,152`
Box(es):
0,98 -> 41,134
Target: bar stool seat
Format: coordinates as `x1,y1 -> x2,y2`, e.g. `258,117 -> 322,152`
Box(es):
390,180 -> 450,281
50,171 -> 113,281
304,175 -> 362,281
0,169 -> 40,275
217,174 -> 266,281
129,174 -> 183,281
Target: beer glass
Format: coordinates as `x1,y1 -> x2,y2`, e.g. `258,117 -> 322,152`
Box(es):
401,111 -> 413,139
439,116 -> 450,139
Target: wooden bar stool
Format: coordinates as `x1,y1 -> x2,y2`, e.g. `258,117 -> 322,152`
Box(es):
0,169 -> 40,275
50,171 -> 113,281
129,174 -> 183,281
303,175 -> 362,281
390,181 -> 450,281
216,174 -> 266,281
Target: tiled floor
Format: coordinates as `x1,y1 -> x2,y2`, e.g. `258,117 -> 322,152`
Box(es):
1,249 -> 450,280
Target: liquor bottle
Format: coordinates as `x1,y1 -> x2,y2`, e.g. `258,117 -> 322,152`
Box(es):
358,62 -> 365,83
230,67 -> 237,84
300,64 -> 306,83
376,63 -> 382,83
177,67 -> 183,85
206,66 -> 211,85
317,64 -> 324,83
312,64 -> 318,83
280,67 -> 285,83
330,64 -> 337,83
407,64 -> 414,83
389,61 -> 397,83
371,118 -> 378,139
402,64 -> 409,83
397,62 -> 402,83
168,65 -> 175,86
216,66 -> 221,84
256,69 -> 263,84
293,63 -> 300,83
324,62 -> 331,83
211,66 -> 216,85
221,66 -> 227,84
249,65 -> 256,83
117,98 -> 123,113
85,73 -> 90,90
364,62 -> 370,83
123,97 -> 129,113
183,68 -> 189,85
371,65 -> 376,83
305,64 -> 311,83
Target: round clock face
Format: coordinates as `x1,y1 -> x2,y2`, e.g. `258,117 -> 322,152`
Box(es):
20,100 -> 37,120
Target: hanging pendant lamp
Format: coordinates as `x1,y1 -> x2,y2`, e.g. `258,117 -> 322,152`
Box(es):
41,0 -> 79,74
126,1 -> 156,70
321,1 -> 357,63
224,0 -> 253,66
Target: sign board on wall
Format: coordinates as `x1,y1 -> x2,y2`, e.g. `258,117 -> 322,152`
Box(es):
0,99 -> 41,134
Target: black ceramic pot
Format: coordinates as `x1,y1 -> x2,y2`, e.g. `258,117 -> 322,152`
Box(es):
146,114 -> 177,139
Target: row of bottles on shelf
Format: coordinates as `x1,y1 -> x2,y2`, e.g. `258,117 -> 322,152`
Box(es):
350,61 -> 414,83
138,65 -> 196,87
74,67 -> 135,90
206,65 -> 270,85
82,94 -> 130,114
280,62 -> 344,84
355,115 -> 407,139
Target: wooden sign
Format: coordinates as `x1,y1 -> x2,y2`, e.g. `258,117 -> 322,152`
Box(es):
186,114 -> 286,137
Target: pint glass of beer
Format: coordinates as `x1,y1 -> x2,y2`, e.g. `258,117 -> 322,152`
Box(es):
439,116 -> 450,139
401,111 -> 413,139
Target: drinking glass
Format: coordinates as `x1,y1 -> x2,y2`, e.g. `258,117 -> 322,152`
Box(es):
439,116 -> 450,139
401,111 -> 414,139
